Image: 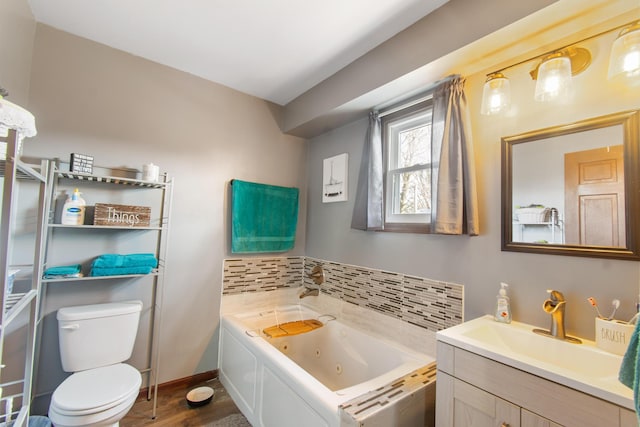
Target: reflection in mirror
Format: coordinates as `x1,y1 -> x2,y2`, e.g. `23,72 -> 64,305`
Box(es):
502,110 -> 640,260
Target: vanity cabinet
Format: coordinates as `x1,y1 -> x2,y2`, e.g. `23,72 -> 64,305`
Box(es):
436,342 -> 636,427
521,409 -> 561,427
437,371 -> 520,427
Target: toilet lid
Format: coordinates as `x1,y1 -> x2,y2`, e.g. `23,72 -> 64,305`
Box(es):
52,363 -> 141,414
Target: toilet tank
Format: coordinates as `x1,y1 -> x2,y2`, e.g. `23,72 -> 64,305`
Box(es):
57,300 -> 143,372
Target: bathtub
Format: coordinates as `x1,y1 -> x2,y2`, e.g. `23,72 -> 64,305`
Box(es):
218,304 -> 435,427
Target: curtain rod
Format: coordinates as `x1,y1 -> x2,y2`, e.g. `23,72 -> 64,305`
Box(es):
377,74 -> 459,118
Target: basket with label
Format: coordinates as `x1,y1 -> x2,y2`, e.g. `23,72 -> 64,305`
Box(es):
595,317 -> 633,356
94,203 -> 150,228
515,206 -> 549,224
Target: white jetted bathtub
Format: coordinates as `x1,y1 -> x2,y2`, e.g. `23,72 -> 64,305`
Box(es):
219,304 -> 435,427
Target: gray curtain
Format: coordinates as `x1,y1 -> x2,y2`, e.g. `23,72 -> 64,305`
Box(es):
431,76 -> 479,235
351,111 -> 383,230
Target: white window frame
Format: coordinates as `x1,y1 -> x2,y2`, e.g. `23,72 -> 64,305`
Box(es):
382,98 -> 434,233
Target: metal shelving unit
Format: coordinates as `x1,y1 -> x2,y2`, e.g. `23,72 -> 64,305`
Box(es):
38,162 -> 173,419
513,220 -> 564,244
0,129 -> 50,427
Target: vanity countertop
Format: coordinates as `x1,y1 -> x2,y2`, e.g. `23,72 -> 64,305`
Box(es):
437,315 -> 634,410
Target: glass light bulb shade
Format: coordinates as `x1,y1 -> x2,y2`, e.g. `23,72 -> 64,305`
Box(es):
608,26 -> 640,79
480,74 -> 511,115
534,55 -> 572,102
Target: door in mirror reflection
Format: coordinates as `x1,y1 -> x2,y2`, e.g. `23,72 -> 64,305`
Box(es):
564,145 -> 625,247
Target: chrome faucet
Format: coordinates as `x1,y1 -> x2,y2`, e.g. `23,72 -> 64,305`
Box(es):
300,265 -> 324,298
533,290 -> 581,344
299,287 -> 319,299
307,265 -> 325,285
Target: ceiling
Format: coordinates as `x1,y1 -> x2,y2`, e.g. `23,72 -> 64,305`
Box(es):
27,0 -> 449,106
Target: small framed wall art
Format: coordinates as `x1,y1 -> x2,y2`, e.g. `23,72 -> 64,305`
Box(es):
322,153 -> 348,203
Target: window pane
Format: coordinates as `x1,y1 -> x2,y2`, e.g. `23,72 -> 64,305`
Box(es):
392,169 -> 431,215
398,124 -> 431,168
382,98 -> 433,231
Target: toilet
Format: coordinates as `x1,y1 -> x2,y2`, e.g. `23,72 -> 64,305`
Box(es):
48,300 -> 143,427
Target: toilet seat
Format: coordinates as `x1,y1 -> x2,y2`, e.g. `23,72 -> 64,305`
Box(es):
48,390 -> 138,427
51,363 -> 141,416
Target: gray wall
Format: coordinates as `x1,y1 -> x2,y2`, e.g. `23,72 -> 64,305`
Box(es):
305,31 -> 640,340
0,0 -> 35,104
17,23 -> 306,408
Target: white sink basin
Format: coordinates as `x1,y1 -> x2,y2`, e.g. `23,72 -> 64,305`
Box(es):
437,315 -> 633,409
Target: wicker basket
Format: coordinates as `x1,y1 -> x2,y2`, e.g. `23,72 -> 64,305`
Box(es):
515,207 -> 549,223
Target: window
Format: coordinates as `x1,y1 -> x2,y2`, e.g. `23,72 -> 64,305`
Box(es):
382,99 -> 433,233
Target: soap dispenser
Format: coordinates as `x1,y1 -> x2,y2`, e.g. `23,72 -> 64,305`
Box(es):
61,188 -> 86,225
494,282 -> 512,323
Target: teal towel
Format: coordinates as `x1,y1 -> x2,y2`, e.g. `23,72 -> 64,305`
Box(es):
619,319 -> 640,422
90,266 -> 154,276
92,253 -> 158,269
44,264 -> 82,277
231,179 -> 299,253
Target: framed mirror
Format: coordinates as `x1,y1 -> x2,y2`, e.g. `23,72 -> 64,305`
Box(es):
502,110 -> 640,260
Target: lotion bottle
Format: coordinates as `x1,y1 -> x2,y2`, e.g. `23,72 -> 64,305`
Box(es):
61,188 -> 86,225
494,282 -> 512,323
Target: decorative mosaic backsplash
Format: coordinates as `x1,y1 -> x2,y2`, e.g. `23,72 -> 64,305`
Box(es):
222,257 -> 304,294
222,256 -> 463,332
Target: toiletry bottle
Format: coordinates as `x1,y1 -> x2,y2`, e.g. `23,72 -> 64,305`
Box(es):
494,282 -> 512,323
61,188 -> 86,225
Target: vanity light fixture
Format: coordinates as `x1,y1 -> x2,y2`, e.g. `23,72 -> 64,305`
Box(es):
480,73 -> 511,115
533,52 -> 573,102
608,21 -> 640,79
480,20 -> 638,115
533,47 -> 591,102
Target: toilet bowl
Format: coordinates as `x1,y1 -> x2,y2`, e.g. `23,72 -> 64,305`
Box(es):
49,301 -> 144,427
49,363 -> 141,427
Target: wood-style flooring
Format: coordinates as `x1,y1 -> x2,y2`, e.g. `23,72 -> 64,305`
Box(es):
121,376 -> 251,427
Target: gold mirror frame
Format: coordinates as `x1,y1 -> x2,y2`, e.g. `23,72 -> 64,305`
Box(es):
501,110 -> 640,260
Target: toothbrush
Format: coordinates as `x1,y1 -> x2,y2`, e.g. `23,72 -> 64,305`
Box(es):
629,295 -> 640,324
587,297 -> 604,318
607,299 -> 620,320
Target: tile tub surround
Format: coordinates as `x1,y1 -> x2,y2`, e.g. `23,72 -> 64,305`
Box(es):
222,256 -> 464,333
222,256 -> 304,294
304,257 -> 464,332
219,300 -> 437,427
339,362 -> 437,425
220,257 -> 452,426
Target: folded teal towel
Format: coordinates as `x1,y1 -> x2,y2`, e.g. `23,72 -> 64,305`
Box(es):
231,179 -> 299,253
44,264 -> 82,277
92,253 -> 158,269
619,319 -> 640,422
90,266 -> 154,277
